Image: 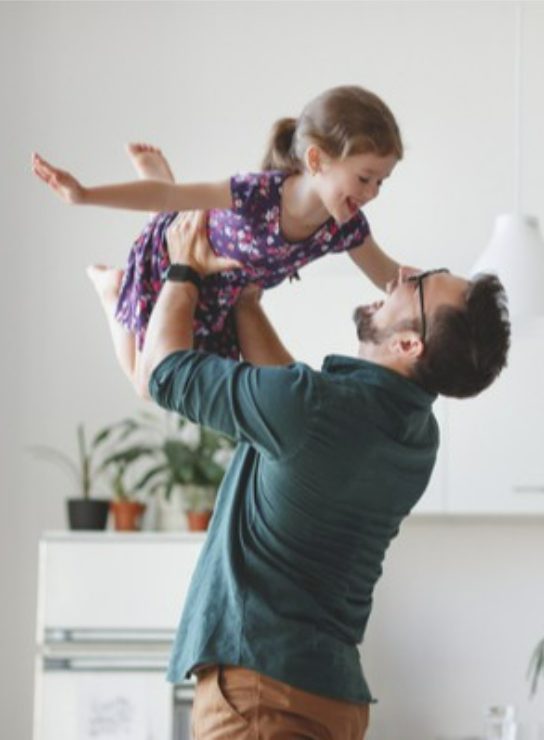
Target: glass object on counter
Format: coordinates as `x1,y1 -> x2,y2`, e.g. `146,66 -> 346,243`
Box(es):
483,705 -> 517,740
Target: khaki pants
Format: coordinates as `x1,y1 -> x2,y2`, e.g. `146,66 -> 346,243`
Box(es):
192,665 -> 369,739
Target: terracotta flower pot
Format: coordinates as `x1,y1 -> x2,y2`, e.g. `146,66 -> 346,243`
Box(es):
186,510 -> 213,532
110,500 -> 146,531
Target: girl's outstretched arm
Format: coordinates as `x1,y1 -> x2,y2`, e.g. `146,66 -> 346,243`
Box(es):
348,234 -> 400,291
349,235 -> 422,291
32,153 -> 233,212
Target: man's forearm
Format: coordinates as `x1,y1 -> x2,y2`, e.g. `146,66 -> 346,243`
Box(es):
235,300 -> 294,366
138,281 -> 198,397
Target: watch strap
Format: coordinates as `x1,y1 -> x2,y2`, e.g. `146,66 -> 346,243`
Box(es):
165,264 -> 203,291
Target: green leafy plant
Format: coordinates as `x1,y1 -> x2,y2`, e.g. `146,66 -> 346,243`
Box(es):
528,638 -> 544,697
111,412 -> 235,505
30,419 -> 144,499
180,484 -> 218,513
31,413 -> 235,511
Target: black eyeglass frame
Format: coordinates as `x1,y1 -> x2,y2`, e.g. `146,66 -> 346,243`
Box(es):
405,268 -> 450,343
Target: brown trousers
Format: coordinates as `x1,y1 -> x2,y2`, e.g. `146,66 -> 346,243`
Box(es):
192,665 -> 369,739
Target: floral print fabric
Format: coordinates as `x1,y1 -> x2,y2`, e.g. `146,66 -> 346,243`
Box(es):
115,170 -> 370,358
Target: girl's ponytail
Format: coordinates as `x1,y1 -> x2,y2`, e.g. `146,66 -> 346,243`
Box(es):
261,87 -> 402,174
261,117 -> 301,172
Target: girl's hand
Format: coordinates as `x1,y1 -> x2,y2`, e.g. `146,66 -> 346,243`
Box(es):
402,265 -> 423,279
166,211 -> 242,276
385,265 -> 424,293
32,153 -> 86,204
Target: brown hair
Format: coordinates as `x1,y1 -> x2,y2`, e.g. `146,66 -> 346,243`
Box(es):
262,85 -> 403,172
411,274 -> 511,398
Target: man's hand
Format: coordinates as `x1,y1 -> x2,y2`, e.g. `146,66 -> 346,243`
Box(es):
235,283 -> 263,309
32,153 -> 86,204
166,211 -> 242,276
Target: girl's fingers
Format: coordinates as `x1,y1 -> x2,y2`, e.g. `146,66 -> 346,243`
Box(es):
33,166 -> 47,183
34,165 -> 54,186
33,158 -> 56,184
33,153 -> 55,171
32,154 -> 66,188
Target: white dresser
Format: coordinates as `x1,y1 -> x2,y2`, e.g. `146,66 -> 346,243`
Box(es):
33,532 -> 204,740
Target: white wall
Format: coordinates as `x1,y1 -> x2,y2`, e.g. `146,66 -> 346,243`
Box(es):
364,517 -> 544,740
1,2 -> 543,738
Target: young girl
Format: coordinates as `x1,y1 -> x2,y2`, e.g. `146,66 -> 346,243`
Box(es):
33,85 -> 403,383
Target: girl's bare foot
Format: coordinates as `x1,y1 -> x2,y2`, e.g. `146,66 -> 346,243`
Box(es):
126,143 -> 175,183
86,264 -> 124,311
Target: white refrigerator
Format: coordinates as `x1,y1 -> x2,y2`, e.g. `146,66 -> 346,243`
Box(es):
33,532 -> 204,740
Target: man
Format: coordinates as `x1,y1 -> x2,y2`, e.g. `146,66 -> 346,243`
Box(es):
139,214 -> 510,739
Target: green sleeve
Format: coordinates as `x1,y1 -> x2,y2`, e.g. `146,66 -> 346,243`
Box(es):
149,350 -> 318,460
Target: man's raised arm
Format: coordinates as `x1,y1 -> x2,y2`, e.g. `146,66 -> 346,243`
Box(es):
234,286 -> 294,367
137,212 -> 241,397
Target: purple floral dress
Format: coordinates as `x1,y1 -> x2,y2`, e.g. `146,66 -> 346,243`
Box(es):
115,171 -> 370,358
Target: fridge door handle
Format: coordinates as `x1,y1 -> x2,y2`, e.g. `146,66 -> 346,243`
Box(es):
43,656 -> 169,672
44,627 -> 175,644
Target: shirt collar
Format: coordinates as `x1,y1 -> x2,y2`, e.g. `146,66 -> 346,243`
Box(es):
321,354 -> 437,408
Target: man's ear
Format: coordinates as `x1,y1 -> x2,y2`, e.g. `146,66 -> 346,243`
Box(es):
304,144 -> 329,175
389,331 -> 424,362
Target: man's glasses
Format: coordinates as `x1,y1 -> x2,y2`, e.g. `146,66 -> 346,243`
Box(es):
405,268 -> 450,343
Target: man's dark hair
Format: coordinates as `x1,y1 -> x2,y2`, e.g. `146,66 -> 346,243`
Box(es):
411,274 -> 511,398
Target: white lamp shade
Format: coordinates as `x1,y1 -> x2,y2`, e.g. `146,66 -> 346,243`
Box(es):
471,213 -> 544,317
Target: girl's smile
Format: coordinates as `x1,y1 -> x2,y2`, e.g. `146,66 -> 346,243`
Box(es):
314,151 -> 398,225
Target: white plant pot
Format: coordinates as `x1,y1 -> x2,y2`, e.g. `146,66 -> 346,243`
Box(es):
156,485 -> 217,532
156,488 -> 188,532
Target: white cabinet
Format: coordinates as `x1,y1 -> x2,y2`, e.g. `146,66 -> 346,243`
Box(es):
445,321 -> 544,514
38,532 -> 204,631
33,532 -> 204,740
37,670 -> 174,740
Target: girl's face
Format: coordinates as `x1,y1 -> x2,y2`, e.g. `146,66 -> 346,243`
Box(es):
311,150 -> 398,225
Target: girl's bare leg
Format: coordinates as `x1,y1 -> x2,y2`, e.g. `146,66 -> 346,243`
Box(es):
126,142 -> 183,262
86,265 -> 140,386
127,143 -> 176,220
87,147 -> 176,391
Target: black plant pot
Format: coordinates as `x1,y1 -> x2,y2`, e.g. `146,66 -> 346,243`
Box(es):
67,499 -> 110,531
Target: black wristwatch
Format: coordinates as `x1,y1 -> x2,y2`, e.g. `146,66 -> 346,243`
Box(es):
165,263 -> 203,291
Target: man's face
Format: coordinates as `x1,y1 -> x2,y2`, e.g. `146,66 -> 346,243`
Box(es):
354,267 -> 470,346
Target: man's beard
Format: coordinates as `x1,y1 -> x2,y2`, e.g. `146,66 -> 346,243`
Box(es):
352,304 -> 389,345
353,304 -> 419,345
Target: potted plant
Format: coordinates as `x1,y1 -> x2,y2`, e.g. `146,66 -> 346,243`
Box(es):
528,638 -> 544,696
97,426 -> 165,531
31,419 -> 146,530
100,454 -> 147,532
127,413 -> 235,531
181,481 -> 218,532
